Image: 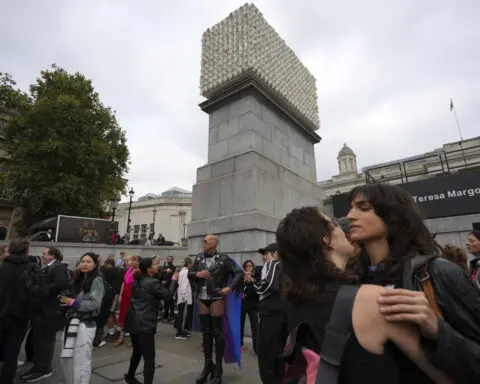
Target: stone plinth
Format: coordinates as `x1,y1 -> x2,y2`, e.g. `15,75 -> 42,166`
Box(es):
188,81 -> 324,265
189,3 -> 324,265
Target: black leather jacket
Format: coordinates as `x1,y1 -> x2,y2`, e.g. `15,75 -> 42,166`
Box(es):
189,253 -> 243,300
124,276 -> 174,334
405,256 -> 480,384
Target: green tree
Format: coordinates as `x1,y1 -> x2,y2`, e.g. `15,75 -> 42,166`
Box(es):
0,65 -> 129,234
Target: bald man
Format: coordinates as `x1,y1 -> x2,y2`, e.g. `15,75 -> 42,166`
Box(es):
189,234 -> 243,384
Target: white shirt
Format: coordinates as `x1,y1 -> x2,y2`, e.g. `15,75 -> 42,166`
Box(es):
177,267 -> 192,305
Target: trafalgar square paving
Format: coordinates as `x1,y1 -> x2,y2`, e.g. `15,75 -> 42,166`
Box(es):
13,322 -> 262,383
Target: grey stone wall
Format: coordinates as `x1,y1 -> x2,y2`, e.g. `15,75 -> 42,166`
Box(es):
425,213 -> 480,254
207,94 -> 317,182
189,89 -> 324,266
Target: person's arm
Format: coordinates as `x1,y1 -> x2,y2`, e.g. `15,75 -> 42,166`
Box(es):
253,261 -> 280,295
354,285 -> 454,384
71,277 -> 105,313
377,261 -> 480,384
151,279 -> 173,301
228,256 -> 243,291
188,255 -> 210,280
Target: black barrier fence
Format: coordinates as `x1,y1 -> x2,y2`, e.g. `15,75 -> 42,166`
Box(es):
332,166 -> 480,220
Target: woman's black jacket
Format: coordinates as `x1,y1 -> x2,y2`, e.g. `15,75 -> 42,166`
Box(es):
124,276 -> 175,334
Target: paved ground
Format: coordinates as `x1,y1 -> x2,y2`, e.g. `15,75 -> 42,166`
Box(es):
13,322 -> 262,383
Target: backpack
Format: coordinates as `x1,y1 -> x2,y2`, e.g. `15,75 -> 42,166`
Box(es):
95,276 -> 115,326
405,255 -> 444,320
282,285 -> 359,384
15,263 -> 48,319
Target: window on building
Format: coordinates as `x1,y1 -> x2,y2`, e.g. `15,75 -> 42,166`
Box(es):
149,223 -> 155,232
133,225 -> 140,234
133,234 -> 139,240
140,233 -> 147,239
141,224 -> 147,234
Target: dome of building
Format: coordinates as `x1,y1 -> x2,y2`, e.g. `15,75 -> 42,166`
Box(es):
338,143 -> 356,158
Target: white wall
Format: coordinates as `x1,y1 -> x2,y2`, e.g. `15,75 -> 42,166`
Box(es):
115,197 -> 192,243
14,242 -> 190,266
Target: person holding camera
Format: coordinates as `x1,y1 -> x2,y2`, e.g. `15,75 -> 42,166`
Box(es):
20,246 -> 71,383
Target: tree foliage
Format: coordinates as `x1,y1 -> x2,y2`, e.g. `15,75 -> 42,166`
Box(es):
0,65 -> 129,234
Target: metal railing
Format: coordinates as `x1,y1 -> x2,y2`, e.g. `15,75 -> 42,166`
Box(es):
365,142 -> 480,185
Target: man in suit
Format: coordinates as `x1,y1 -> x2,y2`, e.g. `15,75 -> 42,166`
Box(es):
20,246 -> 70,383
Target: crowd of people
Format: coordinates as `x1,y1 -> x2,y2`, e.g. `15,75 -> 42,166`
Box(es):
0,183 -> 479,384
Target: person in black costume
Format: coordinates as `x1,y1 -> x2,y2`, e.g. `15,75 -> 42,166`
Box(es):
189,234 -> 243,384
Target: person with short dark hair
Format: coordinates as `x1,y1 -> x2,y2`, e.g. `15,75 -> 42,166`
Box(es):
467,231 -> 480,289
253,243 -> 285,383
102,257 -> 123,339
189,234 -> 243,384
241,259 -> 260,353
0,239 -> 37,384
20,246 -> 70,383
160,255 -> 176,321
175,257 -> 194,339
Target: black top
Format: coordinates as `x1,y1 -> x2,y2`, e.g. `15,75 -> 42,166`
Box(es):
286,283 -> 433,384
242,266 -> 262,312
189,253 -> 243,300
124,276 -> 174,334
101,266 -> 124,294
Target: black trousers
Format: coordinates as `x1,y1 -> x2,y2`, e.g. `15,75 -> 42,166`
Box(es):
257,313 -> 287,384
24,325 -> 34,362
0,319 -> 29,384
32,315 -> 57,374
241,308 -> 258,352
163,297 -> 175,319
176,303 -> 193,333
127,332 -> 156,384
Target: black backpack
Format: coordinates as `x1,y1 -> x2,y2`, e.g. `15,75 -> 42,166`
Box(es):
15,263 -> 48,319
95,276 -> 115,325
282,285 -> 359,383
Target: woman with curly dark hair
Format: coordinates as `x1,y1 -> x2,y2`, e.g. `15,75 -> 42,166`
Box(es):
277,206 -> 451,384
346,183 -> 480,383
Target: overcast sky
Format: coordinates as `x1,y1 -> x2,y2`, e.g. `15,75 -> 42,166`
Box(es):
1,0 -> 478,200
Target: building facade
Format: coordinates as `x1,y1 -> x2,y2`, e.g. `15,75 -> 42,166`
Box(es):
319,137 -> 480,248
115,187 -> 192,243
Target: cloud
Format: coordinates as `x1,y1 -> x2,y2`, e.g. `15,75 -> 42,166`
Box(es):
1,0 -> 479,199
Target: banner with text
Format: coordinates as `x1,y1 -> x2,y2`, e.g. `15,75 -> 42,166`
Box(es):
332,167 -> 480,220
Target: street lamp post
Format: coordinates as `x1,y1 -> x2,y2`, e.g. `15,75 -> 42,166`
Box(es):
183,222 -> 186,238
126,187 -> 135,233
109,195 -> 121,243
152,207 -> 157,239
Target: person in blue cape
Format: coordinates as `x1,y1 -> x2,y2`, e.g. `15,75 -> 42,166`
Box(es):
189,234 -> 243,384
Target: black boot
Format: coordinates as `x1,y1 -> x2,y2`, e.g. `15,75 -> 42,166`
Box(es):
196,315 -> 215,384
211,316 -> 225,384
